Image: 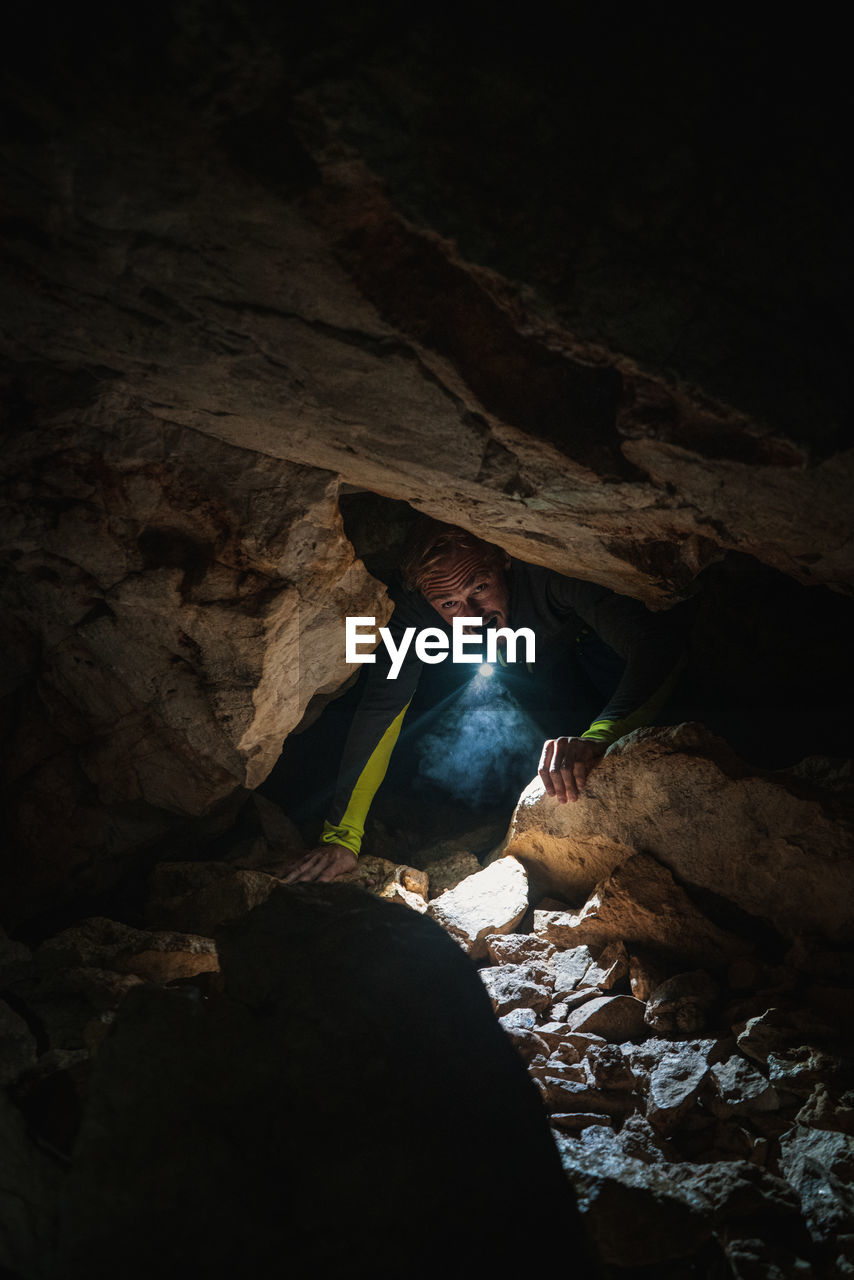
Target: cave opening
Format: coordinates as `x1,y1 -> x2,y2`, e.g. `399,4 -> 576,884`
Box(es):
260,485 -> 854,876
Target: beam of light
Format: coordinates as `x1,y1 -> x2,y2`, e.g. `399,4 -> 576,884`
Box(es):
476,663 -> 495,679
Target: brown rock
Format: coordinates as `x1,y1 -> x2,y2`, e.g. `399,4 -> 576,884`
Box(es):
0,1001 -> 38,1086
536,1076 -> 633,1118
566,995 -> 648,1042
504,724 -> 854,944
629,950 -> 670,1001
500,1025 -> 549,1065
485,932 -> 555,968
146,861 -> 280,935
427,856 -> 529,959
585,940 -> 629,991
795,1084 -> 854,1135
584,1043 -> 638,1093
422,851 -> 482,900
533,850 -> 748,970
778,1126 -> 854,1245
38,918 -> 218,983
645,970 -> 719,1034
498,1007 -> 538,1032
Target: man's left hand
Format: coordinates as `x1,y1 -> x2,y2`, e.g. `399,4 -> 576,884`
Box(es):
538,736 -> 607,803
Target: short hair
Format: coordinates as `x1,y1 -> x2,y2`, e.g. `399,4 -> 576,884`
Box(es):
399,519 -> 504,594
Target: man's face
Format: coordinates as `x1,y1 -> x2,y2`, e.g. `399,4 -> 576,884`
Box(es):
420,546 -> 511,631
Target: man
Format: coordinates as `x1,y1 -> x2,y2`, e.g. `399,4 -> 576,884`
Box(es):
286,520 -> 686,883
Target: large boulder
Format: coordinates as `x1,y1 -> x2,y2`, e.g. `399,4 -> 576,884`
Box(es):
503,724 -> 854,943
48,885 -> 584,1278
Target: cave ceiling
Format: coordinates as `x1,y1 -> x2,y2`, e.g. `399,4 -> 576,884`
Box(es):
2,3 -> 851,603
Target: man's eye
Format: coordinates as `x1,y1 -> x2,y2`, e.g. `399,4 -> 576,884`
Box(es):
474,583 -> 488,592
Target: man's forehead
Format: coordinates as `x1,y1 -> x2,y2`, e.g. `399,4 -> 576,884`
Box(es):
421,548 -> 497,598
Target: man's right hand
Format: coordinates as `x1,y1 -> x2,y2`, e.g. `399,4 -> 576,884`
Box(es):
282,843 -> 358,884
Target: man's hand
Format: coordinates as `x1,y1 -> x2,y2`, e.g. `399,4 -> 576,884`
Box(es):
538,736 -> 607,803
282,843 -> 358,884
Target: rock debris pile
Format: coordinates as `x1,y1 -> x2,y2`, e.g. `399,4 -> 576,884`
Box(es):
429,843 -> 854,1276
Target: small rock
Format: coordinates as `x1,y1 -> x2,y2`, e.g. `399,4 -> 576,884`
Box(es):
547,1032 -> 608,1064
645,969 -> 719,1034
646,1041 -> 718,1135
584,1043 -> 637,1092
628,950 -> 669,1001
421,851 -> 482,899
706,1055 -> 780,1118
427,856 -> 529,959
778,1126 -> 854,1246
550,1001 -> 569,1021
146,861 -> 278,935
485,932 -> 555,968
552,1113 -> 613,1134
796,1083 -> 854,1135
551,945 -> 595,996
585,941 -> 629,991
536,1076 -> 633,1117
566,995 -> 647,1042
499,1007 -> 538,1031
765,1044 -> 845,1096
479,964 -> 551,1017
378,882 -> 428,912
38,918 -> 219,983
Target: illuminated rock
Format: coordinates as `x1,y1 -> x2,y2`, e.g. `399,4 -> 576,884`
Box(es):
566,994 -> 647,1042
479,963 -> 551,1017
504,724 -> 854,945
427,855 -> 529,959
533,850 -> 747,970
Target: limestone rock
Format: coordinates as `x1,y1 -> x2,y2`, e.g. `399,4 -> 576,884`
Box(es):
554,1128 -> 712,1266
498,1007 -> 538,1032
38,918 -> 218,983
645,1040 -> 720,1135
778,1126 -> 854,1246
533,850 -> 749,970
146,861 -> 280,935
585,940 -> 629,991
478,964 -> 551,1017
566,995 -> 647,1042
427,856 -> 529,959
485,932 -> 555,968
505,725 -> 854,944
421,851 -> 482,899
796,1084 -> 854,1135
645,969 -> 719,1034
550,945 -> 596,996
584,1043 -> 638,1093
706,1055 -> 781,1118
536,1076 -> 633,1118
